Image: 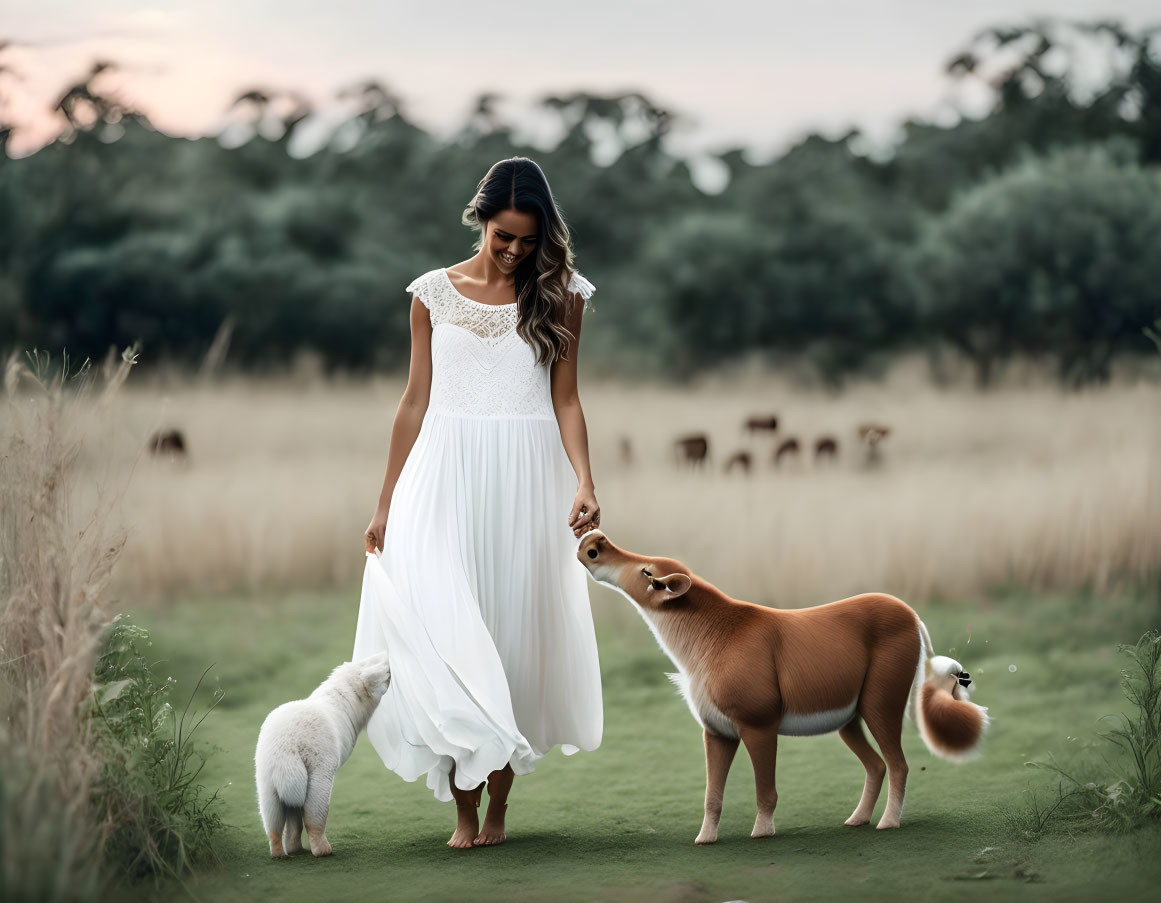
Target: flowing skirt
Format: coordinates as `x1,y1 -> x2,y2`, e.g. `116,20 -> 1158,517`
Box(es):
352,410 -> 603,801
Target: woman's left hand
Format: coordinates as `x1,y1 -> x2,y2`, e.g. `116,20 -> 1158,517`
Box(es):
568,486 -> 601,537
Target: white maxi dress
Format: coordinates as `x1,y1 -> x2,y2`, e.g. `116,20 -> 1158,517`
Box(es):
352,267 -> 603,801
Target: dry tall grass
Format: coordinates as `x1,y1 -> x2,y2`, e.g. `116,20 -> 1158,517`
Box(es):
0,350 -> 135,901
102,361 -> 1161,608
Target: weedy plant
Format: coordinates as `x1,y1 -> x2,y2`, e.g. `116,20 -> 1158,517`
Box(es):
0,349 -> 133,902
1,347 -> 224,900
1018,630 -> 1161,836
91,616 -> 224,882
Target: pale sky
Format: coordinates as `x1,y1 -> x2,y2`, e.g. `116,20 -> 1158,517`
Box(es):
2,1 -> 1158,165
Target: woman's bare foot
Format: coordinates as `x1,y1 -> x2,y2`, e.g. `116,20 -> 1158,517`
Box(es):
473,802 -> 507,846
448,802 -> 480,849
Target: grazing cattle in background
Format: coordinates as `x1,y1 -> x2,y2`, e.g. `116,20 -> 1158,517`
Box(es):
674,434 -> 710,469
773,437 -> 800,467
619,435 -> 634,467
148,429 -> 187,460
744,415 -> 779,435
814,436 -> 839,463
724,451 -> 752,475
857,424 -> 891,468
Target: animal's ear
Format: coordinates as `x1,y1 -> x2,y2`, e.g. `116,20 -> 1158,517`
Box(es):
650,573 -> 692,603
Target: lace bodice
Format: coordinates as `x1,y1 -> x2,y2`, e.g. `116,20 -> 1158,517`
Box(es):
406,267 -> 595,419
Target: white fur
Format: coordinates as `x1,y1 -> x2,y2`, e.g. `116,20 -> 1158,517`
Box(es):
667,671 -> 739,739
591,565 -> 737,740
908,621 -> 930,721
915,649 -> 991,762
927,655 -> 974,701
779,700 -> 859,736
254,652 -> 391,857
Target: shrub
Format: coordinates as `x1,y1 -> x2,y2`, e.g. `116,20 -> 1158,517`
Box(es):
0,349 -> 132,902
909,144 -> 1161,385
0,348 -> 224,899
90,617 -> 224,881
1019,630 -> 1161,835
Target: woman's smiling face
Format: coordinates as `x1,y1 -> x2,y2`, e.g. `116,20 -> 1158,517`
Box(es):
485,208 -> 538,273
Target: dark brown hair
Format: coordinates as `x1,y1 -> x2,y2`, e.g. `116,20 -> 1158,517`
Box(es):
462,157 -> 580,364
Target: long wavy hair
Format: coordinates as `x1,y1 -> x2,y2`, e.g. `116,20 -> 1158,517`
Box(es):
462,157 -> 580,365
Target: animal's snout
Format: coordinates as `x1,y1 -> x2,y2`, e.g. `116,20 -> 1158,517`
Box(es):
586,547 -> 598,559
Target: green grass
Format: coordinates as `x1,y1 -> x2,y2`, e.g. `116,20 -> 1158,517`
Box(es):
107,585 -> 1161,903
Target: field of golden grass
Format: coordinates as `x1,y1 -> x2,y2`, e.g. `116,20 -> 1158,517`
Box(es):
82,362 -> 1160,610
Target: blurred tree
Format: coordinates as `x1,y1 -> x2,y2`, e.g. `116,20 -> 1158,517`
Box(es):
945,20 -> 1161,163
3,18 -> 1160,383
908,144 -> 1161,385
228,87 -> 313,146
643,200 -> 910,381
0,40 -> 17,155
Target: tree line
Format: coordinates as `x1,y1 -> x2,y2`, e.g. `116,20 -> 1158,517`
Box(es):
1,19 -> 1159,384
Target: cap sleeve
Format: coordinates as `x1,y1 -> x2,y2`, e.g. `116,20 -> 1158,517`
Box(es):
406,272 -> 432,311
568,270 -> 595,301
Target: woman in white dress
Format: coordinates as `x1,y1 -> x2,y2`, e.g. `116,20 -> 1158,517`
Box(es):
353,157 -> 603,849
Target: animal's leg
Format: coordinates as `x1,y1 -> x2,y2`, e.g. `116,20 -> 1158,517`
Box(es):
258,782 -> 288,857
302,770 -> 335,857
862,703 -> 909,829
838,718 -> 886,826
739,725 -> 779,838
283,807 -> 304,854
695,729 -> 739,844
474,764 -> 514,846
473,761 -> 515,844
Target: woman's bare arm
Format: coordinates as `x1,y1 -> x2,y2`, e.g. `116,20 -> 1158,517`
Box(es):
365,297 -> 433,552
551,293 -> 600,536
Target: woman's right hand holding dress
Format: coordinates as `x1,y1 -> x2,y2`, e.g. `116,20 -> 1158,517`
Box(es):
365,508 -> 387,555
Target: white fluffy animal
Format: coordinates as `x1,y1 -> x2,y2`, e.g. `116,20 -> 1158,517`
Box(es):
255,652 -> 391,857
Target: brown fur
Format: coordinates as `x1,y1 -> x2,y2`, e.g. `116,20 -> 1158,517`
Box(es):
920,683 -> 985,756
773,437 -> 800,466
744,415 -> 779,433
857,423 -> 890,468
814,436 -> 838,461
724,450 -> 752,474
674,434 -> 710,468
148,428 -> 187,457
577,531 -> 988,842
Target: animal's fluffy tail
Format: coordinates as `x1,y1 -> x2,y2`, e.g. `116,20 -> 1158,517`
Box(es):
268,755 -> 309,809
912,620 -> 990,762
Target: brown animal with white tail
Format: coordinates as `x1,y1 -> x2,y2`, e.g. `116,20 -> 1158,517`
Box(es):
577,531 -> 988,843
